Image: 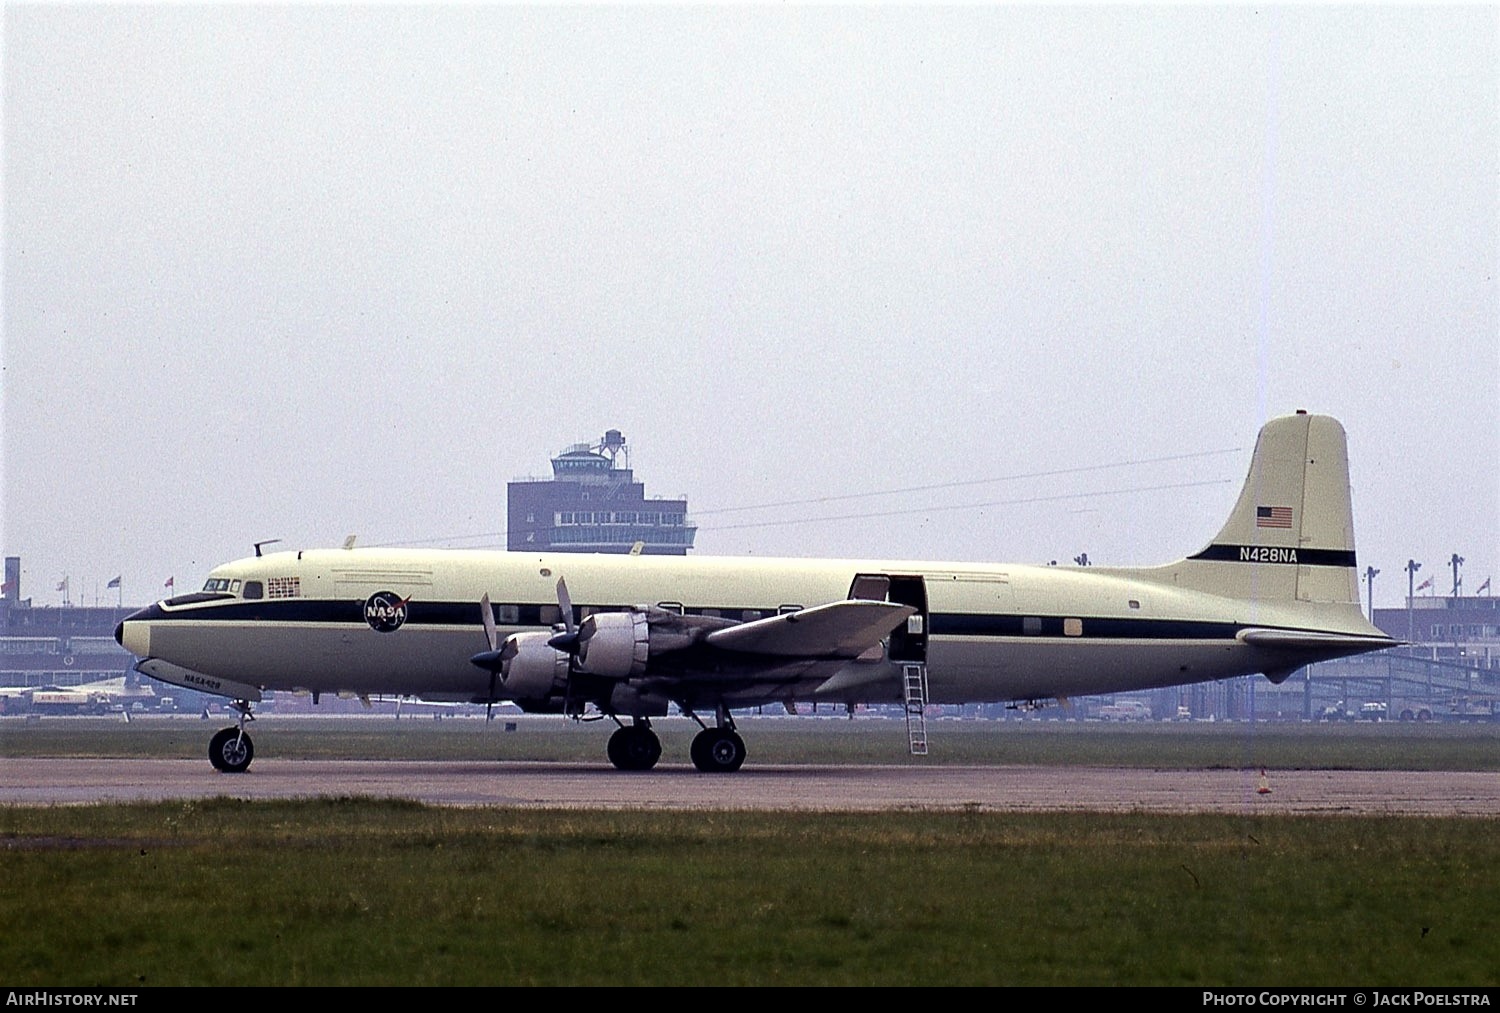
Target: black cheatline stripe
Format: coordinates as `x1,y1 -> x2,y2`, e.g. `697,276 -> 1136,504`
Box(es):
929,614 -> 1243,640
1187,544 -> 1356,567
136,598 -> 1335,644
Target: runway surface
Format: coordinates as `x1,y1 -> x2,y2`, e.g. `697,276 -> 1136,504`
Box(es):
2,758 -> 1497,815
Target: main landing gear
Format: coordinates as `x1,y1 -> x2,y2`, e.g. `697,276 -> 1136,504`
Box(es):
208,701 -> 255,773
606,719 -> 663,771
689,707 -> 745,773
601,712 -> 748,772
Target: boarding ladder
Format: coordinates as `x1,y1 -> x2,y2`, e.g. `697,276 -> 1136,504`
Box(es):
902,663 -> 929,756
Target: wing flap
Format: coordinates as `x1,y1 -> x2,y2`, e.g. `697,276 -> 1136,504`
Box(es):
704,600 -> 916,658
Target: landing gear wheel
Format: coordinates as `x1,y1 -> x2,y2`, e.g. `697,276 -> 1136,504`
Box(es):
691,728 -> 746,773
607,726 -> 662,771
209,726 -> 254,773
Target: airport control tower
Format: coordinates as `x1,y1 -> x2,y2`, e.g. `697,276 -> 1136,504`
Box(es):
507,430 -> 696,555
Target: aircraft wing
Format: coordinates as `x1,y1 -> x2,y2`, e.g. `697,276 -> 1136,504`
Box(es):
703,599 -> 915,658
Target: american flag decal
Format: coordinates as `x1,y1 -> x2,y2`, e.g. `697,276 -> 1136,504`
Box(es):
1256,506 -> 1293,529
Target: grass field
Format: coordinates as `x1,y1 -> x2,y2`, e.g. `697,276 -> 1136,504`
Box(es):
1,800 -> 1496,986
3,714 -> 1499,770
4,718 -> 1496,986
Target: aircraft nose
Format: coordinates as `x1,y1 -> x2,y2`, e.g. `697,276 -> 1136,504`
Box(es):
116,604 -> 160,658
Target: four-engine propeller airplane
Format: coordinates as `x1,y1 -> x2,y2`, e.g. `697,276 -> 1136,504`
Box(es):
116,411 -> 1396,773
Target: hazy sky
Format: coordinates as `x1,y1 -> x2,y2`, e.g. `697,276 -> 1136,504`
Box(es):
4,5 -> 1496,610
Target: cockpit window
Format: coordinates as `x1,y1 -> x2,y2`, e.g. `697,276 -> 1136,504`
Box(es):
203,578 -> 235,593
243,581 -> 264,600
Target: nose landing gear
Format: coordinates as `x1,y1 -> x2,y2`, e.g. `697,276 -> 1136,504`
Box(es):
208,701 -> 255,773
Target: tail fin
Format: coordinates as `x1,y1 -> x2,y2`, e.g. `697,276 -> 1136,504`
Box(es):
1149,411 -> 1360,604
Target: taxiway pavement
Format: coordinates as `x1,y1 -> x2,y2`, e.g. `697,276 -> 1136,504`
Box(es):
2,759 -> 1496,815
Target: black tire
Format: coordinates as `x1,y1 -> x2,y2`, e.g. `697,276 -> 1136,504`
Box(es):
689,729 -> 712,770
606,726 -> 661,771
209,727 -> 253,773
691,728 -> 745,773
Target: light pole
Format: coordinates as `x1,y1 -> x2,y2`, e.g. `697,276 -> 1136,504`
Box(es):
1364,566 -> 1380,623
1450,554 -> 1465,598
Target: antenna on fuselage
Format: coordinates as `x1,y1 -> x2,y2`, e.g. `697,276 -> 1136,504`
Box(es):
253,539 -> 282,558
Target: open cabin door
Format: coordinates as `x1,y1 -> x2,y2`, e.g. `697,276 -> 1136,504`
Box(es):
850,572 -> 931,756
848,573 -> 928,663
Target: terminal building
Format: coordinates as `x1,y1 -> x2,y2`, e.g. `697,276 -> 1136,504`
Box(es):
0,555 -> 159,713
507,429 -> 697,555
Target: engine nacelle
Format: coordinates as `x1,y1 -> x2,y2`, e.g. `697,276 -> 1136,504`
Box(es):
499,632 -> 569,700
576,610 -> 650,679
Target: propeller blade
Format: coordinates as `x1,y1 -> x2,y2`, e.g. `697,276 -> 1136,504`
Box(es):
479,593 -> 500,651
555,577 -> 576,636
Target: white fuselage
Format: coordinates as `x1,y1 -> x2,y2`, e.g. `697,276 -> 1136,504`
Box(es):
117,546 -> 1387,711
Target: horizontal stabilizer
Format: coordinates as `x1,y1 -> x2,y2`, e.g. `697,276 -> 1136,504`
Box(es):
705,600 -> 916,658
1236,628 -> 1398,653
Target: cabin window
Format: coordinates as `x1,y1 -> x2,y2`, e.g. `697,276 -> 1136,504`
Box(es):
540,605 -> 561,626
497,605 -> 519,624
657,602 -> 685,616
742,610 -> 762,621
778,604 -> 803,615
1064,618 -> 1083,637
1022,616 -> 1042,635
243,581 -> 264,600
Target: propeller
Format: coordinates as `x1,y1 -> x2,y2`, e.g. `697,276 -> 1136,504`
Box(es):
470,593 -> 507,673
470,594 -> 504,720
546,578 -> 581,654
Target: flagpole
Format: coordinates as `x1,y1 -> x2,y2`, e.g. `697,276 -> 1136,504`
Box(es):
1406,560 -> 1420,643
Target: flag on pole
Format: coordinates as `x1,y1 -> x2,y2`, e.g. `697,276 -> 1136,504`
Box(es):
164,576 -> 175,589
56,578 -> 68,592
107,576 -> 122,589
1416,577 -> 1433,592
1479,577 -> 1492,595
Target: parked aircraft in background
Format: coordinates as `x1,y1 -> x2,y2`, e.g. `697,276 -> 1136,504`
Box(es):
117,412 -> 1395,773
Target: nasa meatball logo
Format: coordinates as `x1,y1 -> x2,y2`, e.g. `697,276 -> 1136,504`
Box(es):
364,591 -> 410,633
